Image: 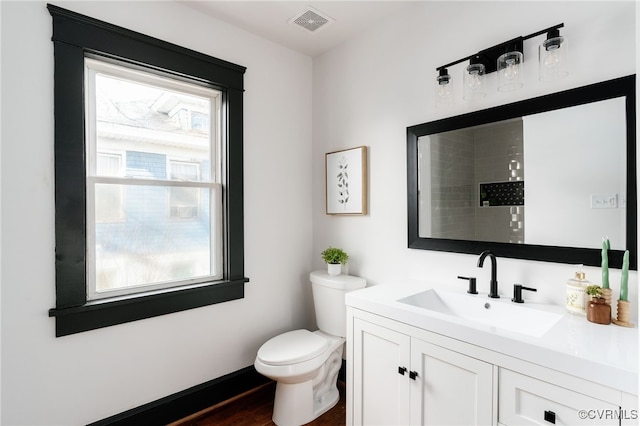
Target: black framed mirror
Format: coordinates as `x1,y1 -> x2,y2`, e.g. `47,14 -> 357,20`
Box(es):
407,75 -> 636,269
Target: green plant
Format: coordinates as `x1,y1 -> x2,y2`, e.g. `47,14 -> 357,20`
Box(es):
586,284 -> 603,298
321,247 -> 349,265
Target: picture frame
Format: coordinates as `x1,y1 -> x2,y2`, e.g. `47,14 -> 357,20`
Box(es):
325,146 -> 368,215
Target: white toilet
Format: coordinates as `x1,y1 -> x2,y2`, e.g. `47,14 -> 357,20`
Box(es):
254,270 -> 366,426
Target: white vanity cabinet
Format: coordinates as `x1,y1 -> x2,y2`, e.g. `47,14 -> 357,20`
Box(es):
347,306 -> 638,426
348,309 -> 495,425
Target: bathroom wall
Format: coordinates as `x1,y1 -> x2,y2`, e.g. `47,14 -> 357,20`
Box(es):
423,122 -> 525,243
474,120 -> 524,243
1,1 -> 313,424
525,97 -> 627,248
312,1 -> 637,315
425,131 -> 475,240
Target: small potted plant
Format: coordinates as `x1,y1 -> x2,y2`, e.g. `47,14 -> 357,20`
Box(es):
585,285 -> 611,325
321,247 -> 349,276
585,285 -> 603,301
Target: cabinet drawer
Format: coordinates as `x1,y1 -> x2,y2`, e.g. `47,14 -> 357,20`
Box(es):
499,368 -> 619,425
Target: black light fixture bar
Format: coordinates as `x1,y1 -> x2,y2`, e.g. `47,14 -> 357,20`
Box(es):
522,23 -> 565,42
436,23 -> 564,74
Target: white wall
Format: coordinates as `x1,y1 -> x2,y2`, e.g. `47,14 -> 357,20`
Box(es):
312,2 -> 637,312
525,98 -> 627,248
1,1 -> 313,424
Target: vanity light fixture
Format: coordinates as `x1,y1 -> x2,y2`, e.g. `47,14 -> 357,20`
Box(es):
497,50 -> 524,92
435,67 -> 454,108
539,27 -> 568,81
435,23 -> 566,102
463,56 -> 486,101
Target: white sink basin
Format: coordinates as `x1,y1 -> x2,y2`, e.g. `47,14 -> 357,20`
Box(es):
397,289 -> 564,337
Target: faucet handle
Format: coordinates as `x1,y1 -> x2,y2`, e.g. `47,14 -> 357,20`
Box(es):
458,276 -> 478,295
512,284 -> 537,303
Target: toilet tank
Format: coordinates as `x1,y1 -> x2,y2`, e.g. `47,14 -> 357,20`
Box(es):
310,270 -> 366,338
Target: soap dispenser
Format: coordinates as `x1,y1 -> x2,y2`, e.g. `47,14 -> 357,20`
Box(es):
566,266 -> 589,315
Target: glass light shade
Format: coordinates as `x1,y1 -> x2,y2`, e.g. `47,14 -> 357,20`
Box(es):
463,62 -> 486,101
539,36 -> 568,81
497,51 -> 524,92
435,69 -> 454,109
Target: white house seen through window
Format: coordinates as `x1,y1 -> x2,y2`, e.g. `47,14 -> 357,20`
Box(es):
96,152 -> 125,222
169,160 -> 201,219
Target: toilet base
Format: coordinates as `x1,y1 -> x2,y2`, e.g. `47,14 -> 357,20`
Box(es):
271,347 -> 342,426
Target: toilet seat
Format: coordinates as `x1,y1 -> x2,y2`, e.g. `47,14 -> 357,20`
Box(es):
257,329 -> 329,366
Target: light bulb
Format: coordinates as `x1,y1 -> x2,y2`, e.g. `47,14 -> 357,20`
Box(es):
543,46 -> 561,69
437,83 -> 451,98
539,34 -> 568,81
503,59 -> 519,80
467,70 -> 482,89
435,68 -> 453,108
497,51 -> 523,92
463,61 -> 485,101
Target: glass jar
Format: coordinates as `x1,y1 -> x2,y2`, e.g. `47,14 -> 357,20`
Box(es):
586,298 -> 611,325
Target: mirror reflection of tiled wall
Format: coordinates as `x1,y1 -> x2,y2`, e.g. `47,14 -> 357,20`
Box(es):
428,119 -> 525,243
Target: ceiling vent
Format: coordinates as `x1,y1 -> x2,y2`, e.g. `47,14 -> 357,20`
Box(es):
289,7 -> 334,33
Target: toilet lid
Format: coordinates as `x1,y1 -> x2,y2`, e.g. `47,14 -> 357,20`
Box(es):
257,329 -> 329,366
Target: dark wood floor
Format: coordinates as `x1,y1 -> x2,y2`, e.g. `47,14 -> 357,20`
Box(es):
172,381 -> 346,426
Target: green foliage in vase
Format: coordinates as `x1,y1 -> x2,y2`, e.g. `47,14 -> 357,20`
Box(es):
586,284 -> 603,298
321,247 -> 349,265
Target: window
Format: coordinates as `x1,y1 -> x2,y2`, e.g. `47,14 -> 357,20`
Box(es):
48,5 -> 248,336
86,59 -> 223,300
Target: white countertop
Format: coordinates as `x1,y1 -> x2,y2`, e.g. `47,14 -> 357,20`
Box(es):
345,279 -> 638,395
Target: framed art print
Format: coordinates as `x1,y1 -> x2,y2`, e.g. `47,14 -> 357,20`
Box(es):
325,146 -> 368,215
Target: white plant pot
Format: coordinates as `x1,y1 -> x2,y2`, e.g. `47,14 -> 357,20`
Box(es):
327,263 -> 341,276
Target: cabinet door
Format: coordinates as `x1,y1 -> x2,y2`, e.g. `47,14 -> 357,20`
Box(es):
352,318 -> 411,426
410,339 -> 494,426
499,368 -> 620,425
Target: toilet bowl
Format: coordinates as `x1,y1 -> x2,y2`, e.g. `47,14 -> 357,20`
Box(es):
254,271 -> 366,426
255,330 -> 344,425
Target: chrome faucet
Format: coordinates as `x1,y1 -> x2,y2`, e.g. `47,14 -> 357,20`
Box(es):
477,250 -> 500,299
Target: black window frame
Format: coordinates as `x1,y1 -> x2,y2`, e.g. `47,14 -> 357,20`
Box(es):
47,4 -> 248,337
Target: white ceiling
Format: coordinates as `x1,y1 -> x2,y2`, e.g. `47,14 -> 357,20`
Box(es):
180,1 -> 417,57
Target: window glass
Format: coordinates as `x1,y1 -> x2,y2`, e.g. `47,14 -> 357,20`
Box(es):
169,161 -> 201,219
93,184 -> 214,293
96,153 -> 125,221
86,59 -> 222,300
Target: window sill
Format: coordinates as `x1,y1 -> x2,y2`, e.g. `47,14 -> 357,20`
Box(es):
49,278 -> 249,337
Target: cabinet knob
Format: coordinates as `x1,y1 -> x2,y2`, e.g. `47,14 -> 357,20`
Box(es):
544,410 -> 556,424
398,366 -> 407,375
409,371 -> 418,380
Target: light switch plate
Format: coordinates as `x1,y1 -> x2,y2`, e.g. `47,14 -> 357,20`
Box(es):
590,194 -> 618,209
